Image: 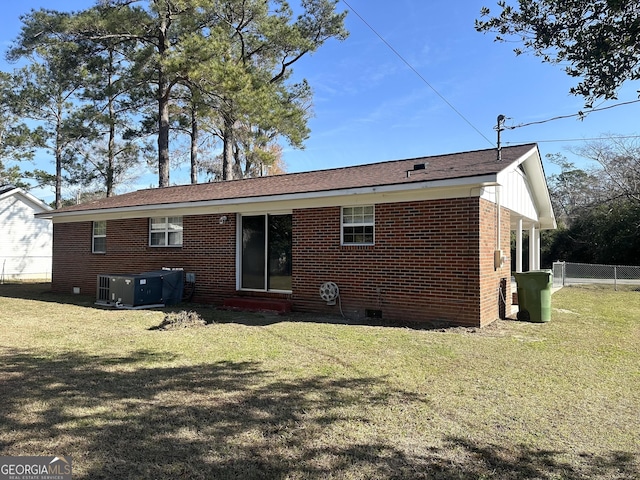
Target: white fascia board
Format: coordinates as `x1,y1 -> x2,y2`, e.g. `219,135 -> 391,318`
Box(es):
41,174 -> 500,223
498,145 -> 539,174
1,187 -> 53,213
20,190 -> 54,213
522,150 -> 556,230
0,187 -> 20,201
496,146 -> 557,230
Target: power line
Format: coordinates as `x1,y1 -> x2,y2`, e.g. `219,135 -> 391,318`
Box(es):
340,0 -> 495,147
505,99 -> 640,130
341,1 -> 640,149
505,134 -> 640,145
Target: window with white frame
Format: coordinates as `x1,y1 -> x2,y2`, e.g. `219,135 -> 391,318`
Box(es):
149,216 -> 183,246
342,205 -> 374,245
92,220 -> 107,253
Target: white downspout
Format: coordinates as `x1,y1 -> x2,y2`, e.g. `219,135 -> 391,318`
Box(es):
496,186 -> 501,251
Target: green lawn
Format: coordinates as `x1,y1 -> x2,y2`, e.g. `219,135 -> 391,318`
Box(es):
0,284 -> 638,479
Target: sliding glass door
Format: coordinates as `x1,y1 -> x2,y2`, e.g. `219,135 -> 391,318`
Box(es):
241,214 -> 292,291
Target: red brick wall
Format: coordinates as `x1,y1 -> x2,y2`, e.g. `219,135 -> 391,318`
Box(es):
292,197 -> 507,327
51,214 -> 237,304
51,196 -> 510,327
478,200 -> 512,326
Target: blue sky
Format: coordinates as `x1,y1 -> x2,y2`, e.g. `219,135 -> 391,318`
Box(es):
2,0 -> 639,201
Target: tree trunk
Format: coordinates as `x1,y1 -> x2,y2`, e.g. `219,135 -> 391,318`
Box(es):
233,142 -> 243,179
158,83 -> 170,187
55,128 -> 62,209
222,114 -> 234,181
106,51 -> 115,197
54,100 -> 63,209
106,107 -> 115,197
190,106 -> 198,184
157,7 -> 171,188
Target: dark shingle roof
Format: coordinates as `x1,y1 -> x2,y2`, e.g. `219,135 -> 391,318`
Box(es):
51,144 -> 537,214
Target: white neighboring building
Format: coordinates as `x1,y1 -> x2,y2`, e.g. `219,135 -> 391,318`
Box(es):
0,185 -> 53,281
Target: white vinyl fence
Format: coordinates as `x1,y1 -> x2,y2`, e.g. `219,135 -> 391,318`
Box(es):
552,262 -> 640,290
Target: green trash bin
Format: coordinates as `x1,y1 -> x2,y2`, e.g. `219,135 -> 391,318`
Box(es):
514,270 -> 553,323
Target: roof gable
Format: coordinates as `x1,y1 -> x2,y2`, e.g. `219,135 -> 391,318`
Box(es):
0,185 -> 18,196
0,186 -> 52,213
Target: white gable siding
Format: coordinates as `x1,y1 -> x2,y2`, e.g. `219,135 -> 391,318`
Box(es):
479,169 -> 538,223
476,146 -> 554,231
498,166 -> 539,224
0,191 -> 53,280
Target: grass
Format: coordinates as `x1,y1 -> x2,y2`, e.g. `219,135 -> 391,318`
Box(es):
0,283 -> 638,479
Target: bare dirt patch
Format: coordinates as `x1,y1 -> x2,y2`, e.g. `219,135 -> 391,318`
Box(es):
150,310 -> 210,330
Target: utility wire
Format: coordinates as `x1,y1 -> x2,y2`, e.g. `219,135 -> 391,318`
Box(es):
341,0 -> 495,147
505,134 -> 640,145
505,99 -> 640,130
341,1 -> 640,148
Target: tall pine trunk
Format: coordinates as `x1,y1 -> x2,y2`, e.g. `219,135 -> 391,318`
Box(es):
106,50 -> 115,197
106,98 -> 115,197
55,122 -> 62,209
158,78 -> 170,187
54,95 -> 64,209
190,106 -> 198,184
222,114 -> 234,181
157,8 -> 170,188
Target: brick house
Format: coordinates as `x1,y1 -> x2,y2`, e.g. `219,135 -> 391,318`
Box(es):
38,144 -> 555,327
